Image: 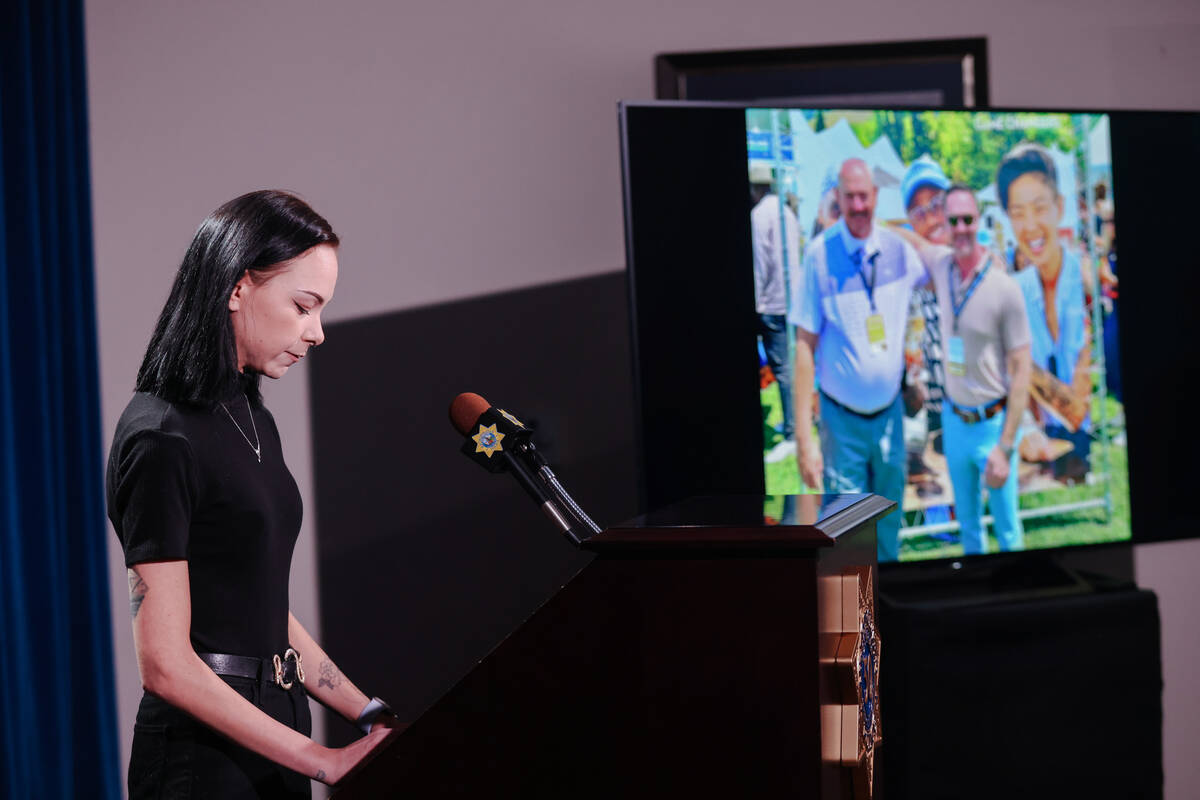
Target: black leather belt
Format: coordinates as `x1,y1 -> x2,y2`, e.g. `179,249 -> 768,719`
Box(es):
949,396 -> 1006,424
820,390 -> 896,420
198,649 -> 306,690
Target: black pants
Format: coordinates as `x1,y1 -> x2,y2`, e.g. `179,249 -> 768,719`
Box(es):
128,674 -> 313,799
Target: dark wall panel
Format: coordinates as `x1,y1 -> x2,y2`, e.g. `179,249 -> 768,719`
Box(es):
310,271 -> 638,743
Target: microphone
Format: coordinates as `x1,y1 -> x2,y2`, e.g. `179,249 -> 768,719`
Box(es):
449,392 -> 601,545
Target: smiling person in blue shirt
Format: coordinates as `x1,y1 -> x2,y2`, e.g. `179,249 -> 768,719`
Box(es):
790,158 -> 928,562
997,143 -> 1092,478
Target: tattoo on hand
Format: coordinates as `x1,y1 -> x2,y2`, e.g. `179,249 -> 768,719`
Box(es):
128,568 -> 148,619
318,660 -> 344,691
315,769 -> 326,781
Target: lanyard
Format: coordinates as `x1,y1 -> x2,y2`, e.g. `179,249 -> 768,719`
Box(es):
855,249 -> 879,312
949,253 -> 991,333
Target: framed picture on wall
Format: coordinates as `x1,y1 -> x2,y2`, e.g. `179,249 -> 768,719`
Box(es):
655,37 -> 988,108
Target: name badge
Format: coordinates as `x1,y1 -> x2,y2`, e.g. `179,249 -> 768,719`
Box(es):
865,313 -> 886,352
947,335 -> 966,376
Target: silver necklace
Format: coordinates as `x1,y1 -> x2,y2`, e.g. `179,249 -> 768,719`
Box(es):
220,394 -> 261,462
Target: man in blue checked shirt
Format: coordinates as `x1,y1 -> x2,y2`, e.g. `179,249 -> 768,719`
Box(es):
790,158 -> 928,562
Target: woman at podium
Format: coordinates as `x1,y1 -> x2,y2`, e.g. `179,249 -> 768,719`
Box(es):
106,191 -> 395,797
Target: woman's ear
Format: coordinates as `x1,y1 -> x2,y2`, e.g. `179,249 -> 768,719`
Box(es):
229,271 -> 250,312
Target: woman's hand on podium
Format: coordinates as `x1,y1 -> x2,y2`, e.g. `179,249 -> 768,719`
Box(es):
319,725 -> 398,785
370,713 -> 406,733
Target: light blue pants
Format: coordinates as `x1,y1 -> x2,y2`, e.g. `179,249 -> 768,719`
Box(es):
941,405 -> 1024,555
819,393 -> 906,563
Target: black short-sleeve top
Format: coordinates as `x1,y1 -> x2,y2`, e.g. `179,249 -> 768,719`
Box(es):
106,392 -> 303,658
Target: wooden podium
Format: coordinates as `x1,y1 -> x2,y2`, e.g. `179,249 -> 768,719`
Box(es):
334,493 -> 891,798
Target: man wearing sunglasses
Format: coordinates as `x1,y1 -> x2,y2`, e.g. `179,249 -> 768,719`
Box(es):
903,156 -> 951,246
922,186 -> 1033,555
900,157 -> 952,476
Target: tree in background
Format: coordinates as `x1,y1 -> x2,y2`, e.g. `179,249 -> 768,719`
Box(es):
850,111 -> 1081,190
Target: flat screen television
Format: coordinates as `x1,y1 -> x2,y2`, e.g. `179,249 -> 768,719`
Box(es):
620,101 -> 1199,566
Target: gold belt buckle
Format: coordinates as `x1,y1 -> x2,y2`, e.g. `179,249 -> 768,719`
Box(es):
272,648 -> 305,689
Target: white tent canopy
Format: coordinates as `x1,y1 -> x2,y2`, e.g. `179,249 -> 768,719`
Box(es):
1087,115 -> 1111,168
752,111 -> 1084,242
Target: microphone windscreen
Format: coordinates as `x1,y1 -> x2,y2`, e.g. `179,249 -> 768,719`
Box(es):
449,392 -> 490,436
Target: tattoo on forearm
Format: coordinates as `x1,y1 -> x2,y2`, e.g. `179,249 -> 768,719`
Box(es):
128,568 -> 148,619
318,660 -> 344,691
315,769 -> 326,781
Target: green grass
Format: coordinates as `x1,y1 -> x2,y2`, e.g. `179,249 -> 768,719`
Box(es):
899,395 -> 1131,561
760,380 -> 1132,560
761,382 -> 816,495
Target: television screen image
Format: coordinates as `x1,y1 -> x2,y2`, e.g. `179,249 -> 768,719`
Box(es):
746,108 -> 1126,562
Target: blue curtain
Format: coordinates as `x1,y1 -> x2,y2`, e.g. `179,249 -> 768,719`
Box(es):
0,0 -> 121,797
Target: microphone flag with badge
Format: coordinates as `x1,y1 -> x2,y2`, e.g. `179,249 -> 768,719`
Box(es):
449,392 -> 602,546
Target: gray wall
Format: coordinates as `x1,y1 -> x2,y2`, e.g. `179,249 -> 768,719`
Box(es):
86,0 -> 1200,796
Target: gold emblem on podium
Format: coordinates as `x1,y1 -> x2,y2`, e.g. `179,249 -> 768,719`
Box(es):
819,565 -> 882,798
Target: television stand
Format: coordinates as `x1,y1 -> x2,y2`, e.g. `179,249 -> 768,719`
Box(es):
879,552 -> 1098,608
877,555 -> 1161,799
